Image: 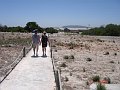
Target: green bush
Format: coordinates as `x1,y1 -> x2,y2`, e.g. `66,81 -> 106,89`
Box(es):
92,76 -> 100,82
82,24 -> 120,36
97,83 -> 106,90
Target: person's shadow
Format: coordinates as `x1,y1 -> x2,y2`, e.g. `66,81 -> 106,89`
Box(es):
31,55 -> 40,58
31,55 -> 47,58
41,55 -> 47,58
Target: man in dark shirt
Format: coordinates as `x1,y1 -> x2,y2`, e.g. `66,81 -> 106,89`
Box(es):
41,31 -> 49,56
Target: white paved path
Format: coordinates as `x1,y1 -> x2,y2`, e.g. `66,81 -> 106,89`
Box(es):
0,45 -> 56,90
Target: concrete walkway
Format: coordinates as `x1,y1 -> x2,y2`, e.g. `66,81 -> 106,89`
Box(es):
0,45 -> 56,90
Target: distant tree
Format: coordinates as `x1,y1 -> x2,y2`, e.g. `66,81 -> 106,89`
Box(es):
105,24 -> 119,36
0,24 -> 3,32
38,26 -> 44,33
0,24 -> 8,32
24,22 -> 39,32
45,27 -> 58,33
82,24 -> 120,36
64,28 -> 70,32
16,26 -> 26,32
0,22 -> 59,33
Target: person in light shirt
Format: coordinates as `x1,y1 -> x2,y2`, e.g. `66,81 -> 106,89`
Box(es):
32,29 -> 40,56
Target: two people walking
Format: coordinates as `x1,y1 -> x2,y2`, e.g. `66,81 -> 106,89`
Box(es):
32,30 -> 49,57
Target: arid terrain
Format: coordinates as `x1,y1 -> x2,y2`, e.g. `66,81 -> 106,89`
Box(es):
0,32 -> 120,90
0,32 -> 32,80
50,33 -> 120,90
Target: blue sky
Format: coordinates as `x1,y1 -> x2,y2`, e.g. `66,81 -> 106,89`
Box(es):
0,0 -> 120,27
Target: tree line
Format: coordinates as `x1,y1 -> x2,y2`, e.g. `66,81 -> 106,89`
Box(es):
0,22 -> 58,33
82,24 -> 120,36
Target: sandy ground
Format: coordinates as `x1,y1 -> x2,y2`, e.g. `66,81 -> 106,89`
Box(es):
0,32 -> 32,78
50,33 -> 120,90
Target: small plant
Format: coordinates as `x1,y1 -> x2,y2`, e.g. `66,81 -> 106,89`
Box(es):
68,42 -> 74,49
114,53 -> 117,56
80,44 -> 84,47
63,55 -> 69,59
86,81 -> 89,85
2,34 -> 5,40
54,49 -> 57,52
92,76 -> 100,82
113,40 -> 115,43
70,72 -> 72,76
112,69 -> 114,72
69,46 -> 74,49
109,61 -> 114,63
64,76 -> 69,82
86,58 -> 92,62
97,83 -> 106,90
85,44 -> 90,50
104,77 -> 111,84
17,36 -> 21,39
83,67 -> 86,72
97,39 -> 103,42
104,52 -> 109,55
56,42 -> 64,46
69,55 -> 74,59
11,31 -> 14,35
60,62 -> 67,67
52,45 -> 56,47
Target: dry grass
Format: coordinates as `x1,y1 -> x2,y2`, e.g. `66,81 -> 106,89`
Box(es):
0,32 -> 32,77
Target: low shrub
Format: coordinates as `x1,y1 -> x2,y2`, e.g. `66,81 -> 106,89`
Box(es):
92,76 -> 100,82
109,61 -> 114,63
83,67 -> 86,72
104,77 -> 111,84
63,55 -> 69,59
97,39 -> 103,42
60,62 -> 67,67
114,53 -> 117,56
64,76 -> 69,82
69,55 -> 74,59
104,52 -> 109,55
86,58 -> 92,62
54,49 -> 57,52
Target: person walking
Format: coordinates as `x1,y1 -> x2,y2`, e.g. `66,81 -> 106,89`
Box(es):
41,31 -> 49,56
32,29 -> 40,56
